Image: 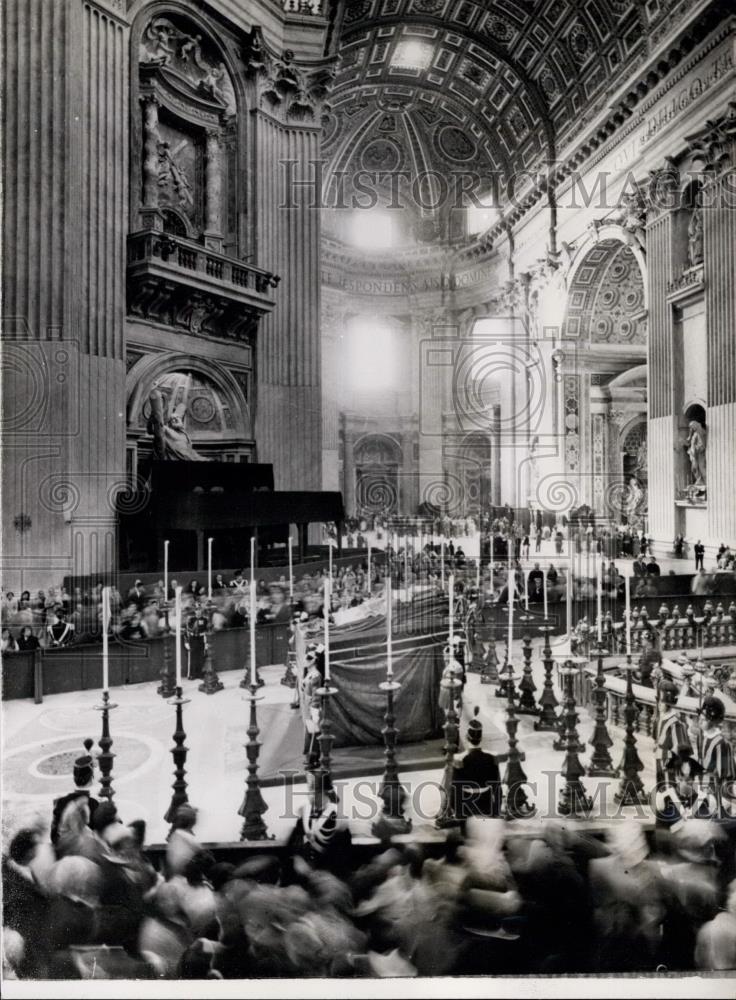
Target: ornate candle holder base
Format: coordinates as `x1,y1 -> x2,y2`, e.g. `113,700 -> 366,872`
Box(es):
372,678 -> 412,835
240,669 -> 265,690
238,686 -> 274,841
315,683 -> 339,809
158,628 -> 176,700
164,687 -> 191,825
517,634 -> 538,715
95,690 -> 118,801
614,656 -> 648,805
587,642 -> 616,777
503,662 -> 536,819
534,624 -> 559,732
281,650 -> 298,689
198,636 -> 224,695
557,662 -> 593,818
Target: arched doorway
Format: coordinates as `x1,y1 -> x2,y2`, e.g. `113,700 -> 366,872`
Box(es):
561,234 -> 648,514
353,434 -> 402,517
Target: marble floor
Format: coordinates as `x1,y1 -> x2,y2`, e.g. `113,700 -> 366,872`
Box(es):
2,638 -> 658,849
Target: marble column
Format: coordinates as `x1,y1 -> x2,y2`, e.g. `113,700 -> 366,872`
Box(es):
203,128 -> 223,252
701,112 -> 736,545
646,170 -> 677,547
2,0 -> 128,591
251,110 -> 322,490
140,94 -> 162,230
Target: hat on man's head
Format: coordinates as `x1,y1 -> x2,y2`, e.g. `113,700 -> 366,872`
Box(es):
73,738 -> 95,787
701,695 -> 726,723
467,706 -> 483,746
658,679 -> 679,705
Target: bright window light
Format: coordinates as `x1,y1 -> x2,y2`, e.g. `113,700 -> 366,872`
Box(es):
391,39 -> 433,70
347,317 -> 397,390
349,210 -> 395,250
467,192 -> 498,237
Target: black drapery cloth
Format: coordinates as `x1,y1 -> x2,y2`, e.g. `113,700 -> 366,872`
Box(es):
328,636 -> 444,747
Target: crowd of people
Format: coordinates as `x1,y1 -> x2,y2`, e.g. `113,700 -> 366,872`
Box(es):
4,746 -> 736,981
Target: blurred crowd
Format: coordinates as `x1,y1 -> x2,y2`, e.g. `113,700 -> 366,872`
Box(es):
4,764 -> 736,981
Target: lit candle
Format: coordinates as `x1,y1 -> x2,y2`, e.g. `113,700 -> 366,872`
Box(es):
288,535 -> 293,601
328,532 -> 333,583
448,572 -> 455,647
508,568 -> 514,657
441,539 -> 445,592
524,569 -> 529,611
597,557 -> 603,643
405,546 -> 410,601
566,562 -> 572,640
164,540 -> 169,602
207,537 -> 214,600
324,576 -> 331,682
250,574 -> 257,686
489,544 -> 494,601
102,586 -> 110,691
386,575 -> 393,678
367,541 -> 372,595
175,585 -> 182,687
625,573 -> 632,656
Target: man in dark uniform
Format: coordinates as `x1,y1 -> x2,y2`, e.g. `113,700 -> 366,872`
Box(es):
694,539 -> 705,571
50,739 -> 99,853
185,602 -> 209,680
451,707 -> 502,826
46,607 -> 75,647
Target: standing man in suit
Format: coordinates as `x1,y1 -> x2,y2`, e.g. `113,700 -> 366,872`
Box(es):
694,540 -> 705,572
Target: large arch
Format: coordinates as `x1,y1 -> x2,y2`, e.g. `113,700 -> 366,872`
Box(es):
126,353 -> 252,468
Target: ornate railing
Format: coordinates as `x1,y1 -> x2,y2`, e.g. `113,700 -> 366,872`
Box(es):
127,230 -> 280,297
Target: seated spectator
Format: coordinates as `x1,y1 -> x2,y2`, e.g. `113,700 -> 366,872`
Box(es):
2,626 -> 18,652
17,625 -> 40,652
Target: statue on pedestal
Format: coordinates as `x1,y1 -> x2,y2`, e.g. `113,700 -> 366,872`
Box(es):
687,206 -> 704,268
685,420 -> 707,487
148,382 -> 209,462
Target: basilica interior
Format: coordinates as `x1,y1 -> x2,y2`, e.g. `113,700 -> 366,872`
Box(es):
2,0 -> 736,988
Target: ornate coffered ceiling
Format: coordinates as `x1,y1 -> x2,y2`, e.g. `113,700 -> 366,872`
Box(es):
326,0 -> 649,196
324,0 -> 723,217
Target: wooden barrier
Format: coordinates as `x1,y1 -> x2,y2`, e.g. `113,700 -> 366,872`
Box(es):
2,622 -> 290,702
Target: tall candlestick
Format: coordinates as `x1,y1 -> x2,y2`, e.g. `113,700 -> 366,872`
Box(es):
250,575 -> 257,687
328,533 -> 333,582
625,574 -> 631,656
508,569 -> 514,656
207,537 -> 213,600
405,546 -> 410,600
175,586 -> 182,687
448,573 -> 455,647
489,544 -> 494,601
288,535 -> 293,601
367,541 -> 372,595
476,553 -> 481,592
543,567 -> 548,621
164,540 -> 169,601
102,586 -> 110,691
441,539 -> 445,592
597,557 -> 603,642
324,577 -> 331,681
524,569 -> 529,611
386,576 -> 393,678
566,562 -> 572,640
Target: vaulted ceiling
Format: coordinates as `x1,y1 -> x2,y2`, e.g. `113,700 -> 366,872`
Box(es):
323,0 -> 675,208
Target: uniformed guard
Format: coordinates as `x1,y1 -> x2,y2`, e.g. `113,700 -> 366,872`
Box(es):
46,608 -> 75,647
700,695 -> 736,784
184,602 -> 208,680
451,707 -> 502,825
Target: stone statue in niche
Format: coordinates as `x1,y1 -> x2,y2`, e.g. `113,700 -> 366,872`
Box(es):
148,382 -> 209,462
157,141 -> 194,209
685,419 -> 707,486
687,206 -> 704,267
